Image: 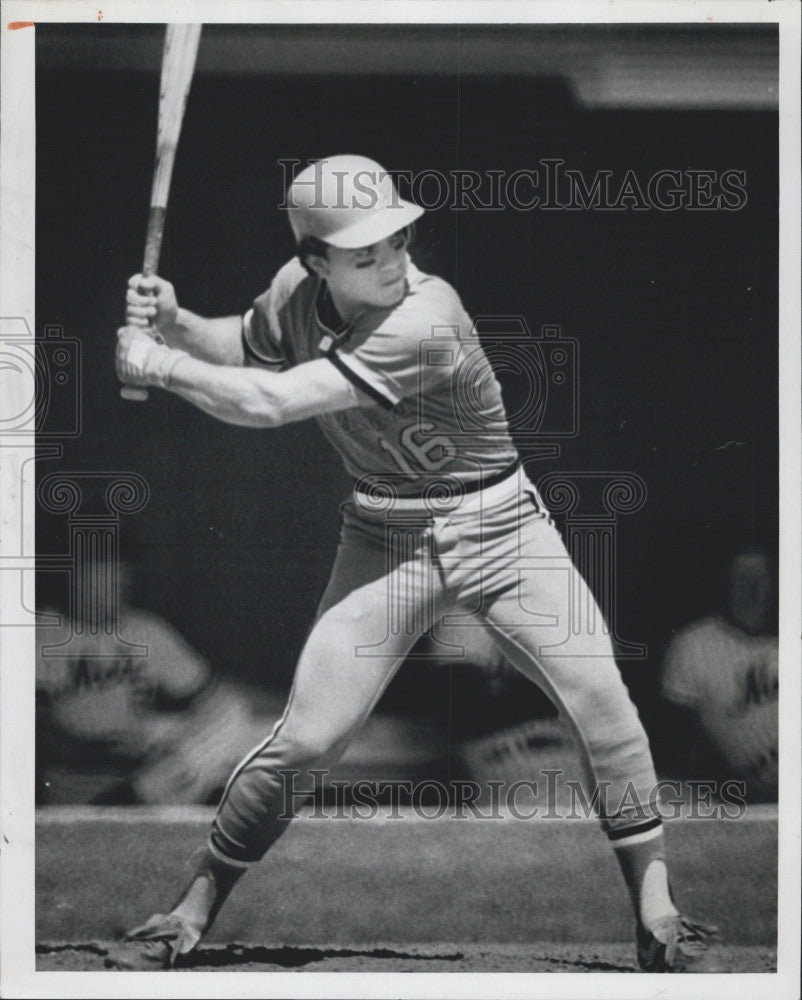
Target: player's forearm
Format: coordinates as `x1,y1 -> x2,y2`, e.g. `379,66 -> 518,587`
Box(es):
165,310 -> 244,365
165,355 -> 289,427
117,326 -> 357,421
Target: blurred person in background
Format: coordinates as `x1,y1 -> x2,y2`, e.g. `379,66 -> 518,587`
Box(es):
36,553 -> 450,806
35,555 -> 283,806
660,546 -> 778,802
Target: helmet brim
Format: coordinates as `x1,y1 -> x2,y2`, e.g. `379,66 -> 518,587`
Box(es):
323,200 -> 425,250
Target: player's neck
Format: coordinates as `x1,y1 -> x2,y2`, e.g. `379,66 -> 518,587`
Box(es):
323,283 -> 364,327
326,286 -> 364,329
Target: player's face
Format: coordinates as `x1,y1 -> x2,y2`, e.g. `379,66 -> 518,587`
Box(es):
315,229 -> 410,318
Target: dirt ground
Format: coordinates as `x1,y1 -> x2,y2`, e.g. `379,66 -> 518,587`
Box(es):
36,940 -> 776,973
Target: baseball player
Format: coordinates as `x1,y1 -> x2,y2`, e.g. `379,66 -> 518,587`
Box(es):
36,556 -> 284,805
109,155 -> 718,972
662,546 -> 778,800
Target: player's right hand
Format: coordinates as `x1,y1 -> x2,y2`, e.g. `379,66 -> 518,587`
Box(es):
126,274 -> 179,342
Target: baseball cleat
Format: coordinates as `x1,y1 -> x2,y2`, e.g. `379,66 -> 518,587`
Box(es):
103,912 -> 202,970
637,914 -> 721,972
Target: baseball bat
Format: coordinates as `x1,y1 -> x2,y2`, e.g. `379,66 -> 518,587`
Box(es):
121,23 -> 202,402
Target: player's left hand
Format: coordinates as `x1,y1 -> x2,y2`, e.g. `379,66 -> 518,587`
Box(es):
116,325 -> 188,388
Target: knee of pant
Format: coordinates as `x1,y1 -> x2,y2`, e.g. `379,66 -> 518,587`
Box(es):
315,603 -> 378,633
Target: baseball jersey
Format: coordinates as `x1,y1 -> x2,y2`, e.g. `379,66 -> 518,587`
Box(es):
36,608 -> 287,805
662,615 -> 778,713
36,607 -> 211,761
242,257 -> 518,491
37,608 -> 213,802
662,615 -> 778,795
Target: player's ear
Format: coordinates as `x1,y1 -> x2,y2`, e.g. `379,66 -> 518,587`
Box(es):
305,252 -> 330,279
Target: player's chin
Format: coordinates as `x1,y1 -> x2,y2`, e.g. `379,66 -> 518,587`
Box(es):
375,278 -> 407,307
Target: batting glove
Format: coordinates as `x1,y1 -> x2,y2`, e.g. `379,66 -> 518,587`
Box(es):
116,326 -> 189,389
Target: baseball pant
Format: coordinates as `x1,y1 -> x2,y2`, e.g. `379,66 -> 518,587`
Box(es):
209,468 -> 658,865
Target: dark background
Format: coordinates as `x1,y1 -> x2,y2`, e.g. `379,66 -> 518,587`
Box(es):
35,24 -> 778,746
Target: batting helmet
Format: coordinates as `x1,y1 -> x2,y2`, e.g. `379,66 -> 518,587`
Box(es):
285,155 -> 424,250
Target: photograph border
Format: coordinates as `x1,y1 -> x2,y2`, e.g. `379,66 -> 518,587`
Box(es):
1,2 -> 799,998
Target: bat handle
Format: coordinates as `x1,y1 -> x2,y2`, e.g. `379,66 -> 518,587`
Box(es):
120,208 -> 167,401
143,207 -> 166,277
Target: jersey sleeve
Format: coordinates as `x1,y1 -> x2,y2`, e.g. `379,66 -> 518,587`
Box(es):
330,275 -> 469,407
661,628 -> 703,709
241,288 -> 288,371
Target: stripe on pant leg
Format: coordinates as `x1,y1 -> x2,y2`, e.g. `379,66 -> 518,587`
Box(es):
607,817 -> 663,845
206,837 -> 256,869
209,642 -> 418,864
213,682 -> 297,822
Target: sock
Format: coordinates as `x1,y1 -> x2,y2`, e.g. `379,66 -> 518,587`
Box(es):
170,847 -> 246,935
612,828 -> 678,934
